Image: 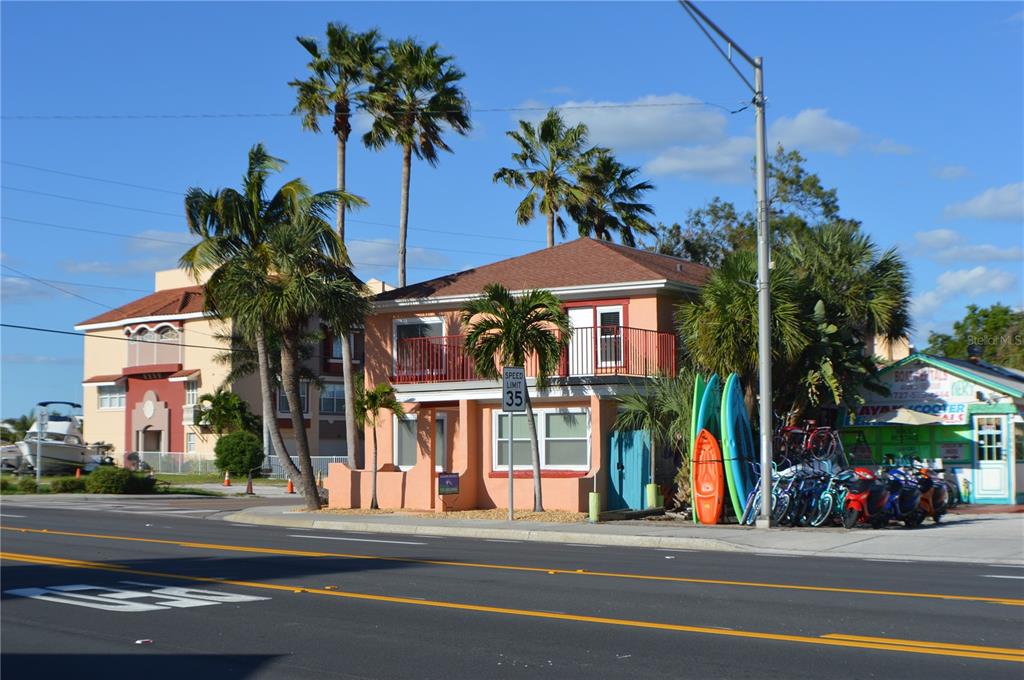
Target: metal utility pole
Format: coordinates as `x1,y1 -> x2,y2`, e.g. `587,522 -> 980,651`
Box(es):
679,2 -> 774,526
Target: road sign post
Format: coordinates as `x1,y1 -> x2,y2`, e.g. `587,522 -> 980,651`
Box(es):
35,405 -> 48,484
502,367 -> 526,521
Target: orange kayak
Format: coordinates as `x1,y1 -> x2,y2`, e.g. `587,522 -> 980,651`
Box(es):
694,428 -> 725,525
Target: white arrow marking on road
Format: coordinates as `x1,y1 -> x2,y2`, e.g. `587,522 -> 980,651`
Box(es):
288,534 -> 426,545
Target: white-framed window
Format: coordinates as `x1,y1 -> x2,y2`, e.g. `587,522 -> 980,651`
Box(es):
393,317 -> 445,372
186,432 -> 197,453
975,416 -> 1005,462
394,414 -> 418,469
596,305 -> 623,366
328,329 -> 364,364
493,408 -> 590,471
320,383 -> 345,414
185,380 -> 198,406
435,413 -> 448,471
277,382 -> 309,414
98,384 -> 125,410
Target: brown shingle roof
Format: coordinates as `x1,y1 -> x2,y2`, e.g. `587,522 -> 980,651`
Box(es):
77,285 -> 206,327
375,238 -> 710,302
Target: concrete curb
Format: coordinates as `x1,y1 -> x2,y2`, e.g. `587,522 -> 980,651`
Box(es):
220,509 -> 1024,564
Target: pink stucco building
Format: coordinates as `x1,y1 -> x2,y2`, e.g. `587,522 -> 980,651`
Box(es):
325,238 -> 709,513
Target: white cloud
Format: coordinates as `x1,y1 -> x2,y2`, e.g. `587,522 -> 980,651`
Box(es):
932,164 -> 969,180
644,136 -> 754,184
58,256 -> 183,275
913,266 -> 1018,318
944,182 -> 1024,222
768,108 -> 861,155
1,354 -> 81,366
347,239 -> 450,280
870,138 -> 913,156
551,94 -> 727,151
0,276 -> 60,304
913,229 -> 1024,263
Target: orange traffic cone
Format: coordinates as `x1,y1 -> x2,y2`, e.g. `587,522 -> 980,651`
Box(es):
223,470 -> 231,487
286,478 -> 295,494
75,467 -> 81,479
245,473 -> 254,496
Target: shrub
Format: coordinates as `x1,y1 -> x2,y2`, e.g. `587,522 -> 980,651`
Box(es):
0,477 -> 13,492
85,466 -> 156,494
50,477 -> 87,493
17,477 -> 37,493
214,431 -> 264,476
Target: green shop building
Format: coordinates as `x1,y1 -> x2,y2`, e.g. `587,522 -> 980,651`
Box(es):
840,353 -> 1024,504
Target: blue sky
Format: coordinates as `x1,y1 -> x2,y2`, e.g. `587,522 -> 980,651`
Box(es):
2,1 -> 1022,418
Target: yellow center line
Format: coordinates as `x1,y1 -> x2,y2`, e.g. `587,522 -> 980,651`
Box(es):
821,634 -> 1024,656
1,550 -> 1021,664
2,525 -> 1022,607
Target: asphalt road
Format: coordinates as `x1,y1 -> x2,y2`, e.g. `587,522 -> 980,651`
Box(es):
1,499 -> 1022,679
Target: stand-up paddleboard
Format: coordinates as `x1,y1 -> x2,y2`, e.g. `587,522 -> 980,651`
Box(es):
720,373 -> 756,520
689,374 -> 707,524
693,428 -> 725,525
691,374 -> 721,523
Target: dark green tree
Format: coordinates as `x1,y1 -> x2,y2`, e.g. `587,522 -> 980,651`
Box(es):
926,304 -> 1024,369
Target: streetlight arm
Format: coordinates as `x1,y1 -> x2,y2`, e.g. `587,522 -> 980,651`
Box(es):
679,1 -> 758,70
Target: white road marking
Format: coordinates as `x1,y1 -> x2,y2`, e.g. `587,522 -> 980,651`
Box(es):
0,513 -> 27,518
288,534 -> 426,546
485,539 -> 520,543
4,582 -> 269,612
566,543 -> 600,548
753,554 -> 796,558
657,548 -> 694,553
987,564 -> 1024,569
983,574 -> 1024,580
865,559 -> 912,563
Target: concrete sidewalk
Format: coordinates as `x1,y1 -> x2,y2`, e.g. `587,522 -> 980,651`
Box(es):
223,504 -> 1024,565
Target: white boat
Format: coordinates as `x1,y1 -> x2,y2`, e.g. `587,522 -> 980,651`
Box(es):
16,401 -> 90,475
1,444 -> 22,471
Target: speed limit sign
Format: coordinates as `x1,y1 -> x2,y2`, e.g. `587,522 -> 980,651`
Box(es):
501,367 -> 526,412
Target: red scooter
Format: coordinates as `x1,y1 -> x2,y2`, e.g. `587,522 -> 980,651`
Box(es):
838,467 -> 890,529
912,463 -> 948,523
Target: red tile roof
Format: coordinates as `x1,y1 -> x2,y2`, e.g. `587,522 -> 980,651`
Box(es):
375,238 -> 710,301
82,374 -> 123,384
169,368 -> 200,379
77,285 -> 206,327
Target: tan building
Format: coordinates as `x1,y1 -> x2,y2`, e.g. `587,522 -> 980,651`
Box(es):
75,268 -> 361,467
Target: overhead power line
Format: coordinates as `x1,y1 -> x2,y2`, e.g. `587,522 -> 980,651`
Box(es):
2,99 -> 743,121
1,161 -> 181,195
1,274 -> 150,294
1,323 -> 248,354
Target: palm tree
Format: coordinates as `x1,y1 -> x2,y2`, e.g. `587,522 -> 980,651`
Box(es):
677,249 -> 807,413
180,143 -> 366,510
570,151 -> 656,247
614,372 -> 695,510
493,109 -> 599,248
362,38 -> 471,287
461,284 -> 571,512
291,25 -> 382,472
354,376 -> 403,510
198,387 -> 259,435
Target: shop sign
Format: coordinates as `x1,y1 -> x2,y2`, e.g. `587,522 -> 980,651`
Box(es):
938,443 -> 968,462
854,361 -> 985,426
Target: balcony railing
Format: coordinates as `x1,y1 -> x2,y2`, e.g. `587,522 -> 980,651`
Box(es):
393,326 -> 676,384
127,337 -> 183,367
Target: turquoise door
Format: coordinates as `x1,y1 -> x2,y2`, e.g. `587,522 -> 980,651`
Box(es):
607,429 -> 649,510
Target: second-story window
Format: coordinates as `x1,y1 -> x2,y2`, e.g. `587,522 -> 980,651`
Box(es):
185,381 -> 198,406
98,385 -> 125,410
277,382 -> 309,414
320,383 -> 344,414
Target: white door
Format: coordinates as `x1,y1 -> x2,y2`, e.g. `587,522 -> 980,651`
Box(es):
974,415 -> 1009,501
567,308 -> 594,376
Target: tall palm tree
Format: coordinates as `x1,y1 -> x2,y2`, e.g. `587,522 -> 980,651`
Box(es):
570,152 -> 656,247
290,23 -> 381,242
493,109 -> 599,248
290,23 -> 383,475
461,284 -> 571,511
362,38 -> 471,287
180,144 -> 366,510
354,376 -> 403,510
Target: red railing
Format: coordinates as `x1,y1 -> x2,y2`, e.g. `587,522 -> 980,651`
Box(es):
392,326 -> 676,384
